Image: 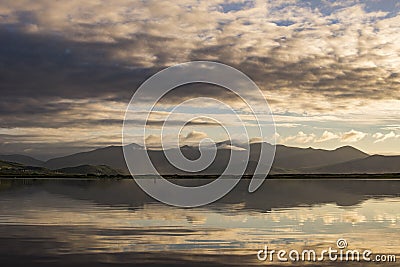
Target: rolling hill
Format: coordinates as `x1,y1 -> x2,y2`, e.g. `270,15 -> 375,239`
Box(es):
44,144 -> 141,172
0,160 -> 54,175
57,165 -> 121,176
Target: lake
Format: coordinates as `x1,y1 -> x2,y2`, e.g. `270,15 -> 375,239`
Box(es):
0,178 -> 399,266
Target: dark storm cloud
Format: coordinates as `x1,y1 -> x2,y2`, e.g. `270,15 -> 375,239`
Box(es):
0,0 -> 399,109
0,29 -> 251,125
0,28 -> 159,101
1,18 -> 399,121
191,46 -> 400,103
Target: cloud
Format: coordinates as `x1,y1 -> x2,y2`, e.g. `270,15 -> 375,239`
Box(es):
282,129 -> 368,145
373,131 -> 400,143
218,144 -> 246,151
284,131 -> 316,144
181,131 -> 208,143
341,129 -> 367,143
144,134 -> 161,146
381,125 -> 400,131
275,123 -> 302,128
373,132 -> 385,140
0,0 -> 399,157
0,0 -> 399,113
316,130 -> 340,142
249,137 -> 263,143
144,130 -> 209,148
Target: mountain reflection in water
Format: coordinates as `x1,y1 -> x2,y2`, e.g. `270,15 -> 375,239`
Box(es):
0,178 -> 399,266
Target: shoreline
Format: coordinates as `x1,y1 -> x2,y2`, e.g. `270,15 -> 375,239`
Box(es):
1,173 -> 400,180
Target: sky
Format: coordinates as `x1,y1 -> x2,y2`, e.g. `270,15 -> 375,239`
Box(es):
0,0 -> 399,159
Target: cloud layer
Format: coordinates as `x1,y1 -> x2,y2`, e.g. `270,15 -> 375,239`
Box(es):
0,0 -> 399,157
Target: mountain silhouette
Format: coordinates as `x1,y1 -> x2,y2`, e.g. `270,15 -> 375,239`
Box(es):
310,155 -> 400,174
2,143 -> 398,175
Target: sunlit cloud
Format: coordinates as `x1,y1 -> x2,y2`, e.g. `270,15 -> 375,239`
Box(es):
0,0 -> 399,156
316,130 -> 340,143
373,131 -> 400,143
341,129 -> 367,143
284,131 -> 316,144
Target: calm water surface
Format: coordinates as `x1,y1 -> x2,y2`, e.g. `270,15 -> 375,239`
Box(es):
0,178 -> 399,266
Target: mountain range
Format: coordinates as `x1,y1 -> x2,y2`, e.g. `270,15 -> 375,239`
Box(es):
0,142 -> 399,175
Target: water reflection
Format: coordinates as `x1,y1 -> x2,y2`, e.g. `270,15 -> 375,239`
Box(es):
0,178 -> 399,266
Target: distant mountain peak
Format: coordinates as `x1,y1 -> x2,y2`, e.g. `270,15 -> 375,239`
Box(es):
334,145 -> 368,155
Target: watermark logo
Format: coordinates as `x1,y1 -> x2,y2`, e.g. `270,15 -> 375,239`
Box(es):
122,61 -> 275,207
257,238 -> 396,263
336,238 -> 348,249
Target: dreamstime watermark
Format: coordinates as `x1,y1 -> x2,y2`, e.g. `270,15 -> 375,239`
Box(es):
122,61 -> 276,207
257,238 -> 397,263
